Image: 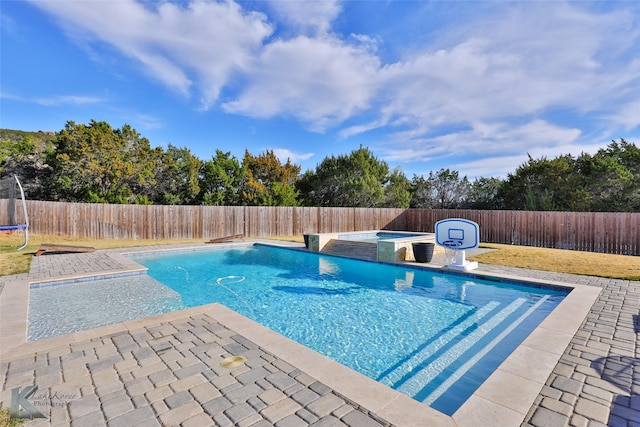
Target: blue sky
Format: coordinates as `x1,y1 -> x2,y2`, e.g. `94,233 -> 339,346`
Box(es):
2,1 -> 639,179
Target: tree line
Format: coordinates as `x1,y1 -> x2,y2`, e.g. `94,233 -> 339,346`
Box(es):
1,120 -> 638,212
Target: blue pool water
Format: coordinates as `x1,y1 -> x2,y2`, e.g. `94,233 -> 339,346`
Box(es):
128,244 -> 568,415
29,275 -> 183,341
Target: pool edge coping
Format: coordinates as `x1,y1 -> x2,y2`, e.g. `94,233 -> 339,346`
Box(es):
0,240 -> 601,427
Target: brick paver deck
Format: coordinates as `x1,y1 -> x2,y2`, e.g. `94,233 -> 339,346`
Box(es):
2,312 -> 388,426
1,242 -> 638,426
474,266 -> 639,427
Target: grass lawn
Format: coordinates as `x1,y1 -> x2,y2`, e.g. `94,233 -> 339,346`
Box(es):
0,233 -> 206,276
0,409 -> 25,426
469,243 -> 640,280
1,233 -> 639,280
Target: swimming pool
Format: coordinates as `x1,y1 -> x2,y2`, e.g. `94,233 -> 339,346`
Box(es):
28,243 -> 569,415
28,244 -> 569,413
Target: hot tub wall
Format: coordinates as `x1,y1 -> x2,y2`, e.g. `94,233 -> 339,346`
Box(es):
378,235 -> 439,263
307,233 -> 340,252
306,231 -> 439,263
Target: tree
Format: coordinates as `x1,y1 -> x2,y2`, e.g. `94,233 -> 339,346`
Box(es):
466,177 -> 504,209
242,150 -> 301,206
47,120 -> 155,203
380,168 -> 411,208
152,145 -> 202,205
0,135 -> 36,174
199,150 -> 245,205
578,139 -> 640,211
498,154 -> 588,211
410,169 -> 469,209
409,175 -> 433,208
429,168 -> 469,209
297,146 -> 388,207
0,131 -> 55,200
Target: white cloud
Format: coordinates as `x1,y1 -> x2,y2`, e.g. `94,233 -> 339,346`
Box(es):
451,155 -> 527,179
349,34 -> 379,54
222,35 -> 381,132
339,118 -> 387,139
0,92 -> 23,102
265,0 -> 341,35
29,0 -> 272,108
28,0 -> 380,132
1,11 -> 21,40
272,148 -> 314,164
606,99 -> 640,130
35,95 -> 105,106
383,120 -> 581,161
1,88 -> 105,108
132,113 -> 164,130
380,119 -> 586,178
374,4 -> 632,136
369,2 -> 640,174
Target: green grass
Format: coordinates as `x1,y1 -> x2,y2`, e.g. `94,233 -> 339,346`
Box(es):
469,243 -> 640,280
0,409 -> 26,427
2,233 -> 639,280
0,233 -> 207,276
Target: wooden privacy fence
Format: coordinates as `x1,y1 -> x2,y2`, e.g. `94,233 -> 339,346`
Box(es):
1,200 -> 639,255
395,209 -> 639,256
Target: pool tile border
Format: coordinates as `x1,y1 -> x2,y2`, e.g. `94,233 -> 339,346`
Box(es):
0,241 -> 602,427
29,270 -> 148,288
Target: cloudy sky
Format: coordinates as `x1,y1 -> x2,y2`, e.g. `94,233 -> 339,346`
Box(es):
2,0 -> 639,179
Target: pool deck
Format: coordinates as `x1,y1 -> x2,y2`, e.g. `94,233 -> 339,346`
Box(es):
0,240 -> 638,426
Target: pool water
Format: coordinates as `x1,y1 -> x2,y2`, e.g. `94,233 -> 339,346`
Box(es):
28,275 -> 184,341
128,244 -> 568,414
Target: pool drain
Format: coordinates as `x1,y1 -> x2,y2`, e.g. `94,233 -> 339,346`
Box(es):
220,355 -> 247,368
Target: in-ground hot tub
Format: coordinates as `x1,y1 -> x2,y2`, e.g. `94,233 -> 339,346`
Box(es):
305,230 -> 437,262
337,231 -> 427,242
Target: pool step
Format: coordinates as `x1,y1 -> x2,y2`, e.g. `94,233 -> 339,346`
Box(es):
321,239 -> 378,261
387,295 -> 550,406
393,298 -> 527,398
421,295 -> 550,405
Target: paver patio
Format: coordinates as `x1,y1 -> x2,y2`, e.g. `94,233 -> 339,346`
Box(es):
0,241 -> 638,426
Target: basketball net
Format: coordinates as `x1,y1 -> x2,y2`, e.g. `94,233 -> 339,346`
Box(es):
443,240 -> 462,266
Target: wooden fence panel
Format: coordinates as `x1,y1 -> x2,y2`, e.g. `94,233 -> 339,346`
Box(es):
354,208 -> 371,230
276,207 -> 294,236
318,207 -> 348,233
297,207 -> 320,235
381,208 -> 407,231
5,201 -> 639,255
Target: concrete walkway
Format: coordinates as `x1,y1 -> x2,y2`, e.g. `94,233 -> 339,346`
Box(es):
0,242 -> 638,426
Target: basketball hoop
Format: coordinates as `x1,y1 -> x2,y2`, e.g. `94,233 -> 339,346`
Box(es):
442,240 -> 462,265
435,219 -> 479,271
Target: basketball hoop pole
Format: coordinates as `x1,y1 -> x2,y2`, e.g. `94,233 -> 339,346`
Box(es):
450,248 -> 478,270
